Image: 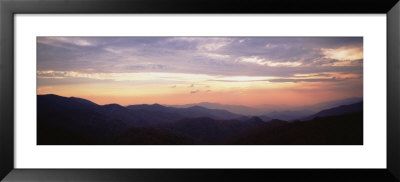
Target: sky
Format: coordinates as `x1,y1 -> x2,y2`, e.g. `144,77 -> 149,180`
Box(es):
37,37 -> 363,108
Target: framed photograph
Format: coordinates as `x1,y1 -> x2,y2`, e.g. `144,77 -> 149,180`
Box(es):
1,0 -> 399,181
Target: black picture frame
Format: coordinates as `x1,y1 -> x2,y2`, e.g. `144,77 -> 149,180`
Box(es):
1,0 -> 399,181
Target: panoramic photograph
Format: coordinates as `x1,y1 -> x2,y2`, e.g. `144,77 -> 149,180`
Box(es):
37,37 -> 363,145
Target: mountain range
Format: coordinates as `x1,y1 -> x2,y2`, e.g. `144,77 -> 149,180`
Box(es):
37,94 -> 363,145
170,97 -> 363,120
301,101 -> 363,121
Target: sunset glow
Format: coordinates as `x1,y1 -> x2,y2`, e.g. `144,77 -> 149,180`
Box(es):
37,37 -> 363,108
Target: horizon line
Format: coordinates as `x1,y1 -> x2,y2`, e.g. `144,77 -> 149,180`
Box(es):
37,93 -> 363,109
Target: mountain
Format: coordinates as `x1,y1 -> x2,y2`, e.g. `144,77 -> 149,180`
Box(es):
260,109 -> 313,121
97,104 -> 184,126
301,102 -> 363,121
108,116 -> 267,145
108,127 -> 198,145
309,97 -> 363,112
37,94 -> 100,111
170,102 -> 262,115
37,94 -> 246,144
256,97 -> 363,113
39,94 -> 243,128
38,105 -> 129,144
228,112 -> 363,145
255,98 -> 363,121
127,104 -> 242,120
37,94 -> 363,145
154,116 -> 264,144
38,95 -> 185,127
38,95 -> 130,143
258,115 -> 272,122
169,97 -> 363,117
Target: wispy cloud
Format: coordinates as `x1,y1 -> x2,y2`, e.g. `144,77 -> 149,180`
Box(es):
321,46 -> 363,62
37,37 -> 363,106
268,78 -> 340,83
37,37 -> 363,77
235,56 -> 302,67
38,37 -> 98,48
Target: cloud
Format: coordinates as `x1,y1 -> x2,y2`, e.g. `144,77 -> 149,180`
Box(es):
37,71 -> 214,83
198,42 -> 229,51
190,90 -> 199,94
203,53 -> 230,59
268,78 -> 342,83
37,37 -> 363,78
209,79 -> 269,82
208,76 -> 273,82
321,46 -> 363,61
235,56 -> 302,67
38,37 -> 97,48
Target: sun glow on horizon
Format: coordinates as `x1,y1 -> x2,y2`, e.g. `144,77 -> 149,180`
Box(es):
37,37 -> 363,108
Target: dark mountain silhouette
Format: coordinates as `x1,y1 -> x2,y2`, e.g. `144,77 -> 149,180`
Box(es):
37,94 -> 182,144
259,109 -> 313,121
309,97 -> 363,112
154,116 -> 264,144
170,97 -> 362,116
69,96 -> 99,107
235,115 -> 252,121
38,94 -> 100,111
127,104 -> 242,120
108,127 -> 198,145
37,94 -> 363,145
37,94 -> 246,144
228,112 -> 362,145
256,97 -> 363,113
126,103 -> 167,111
170,102 -> 262,115
101,113 -> 363,145
301,102 -> 363,121
258,115 -> 272,122
37,107 -> 128,144
96,104 -> 184,126
169,97 -> 363,120
38,95 -> 129,143
38,122 -> 96,145
39,94 -> 214,127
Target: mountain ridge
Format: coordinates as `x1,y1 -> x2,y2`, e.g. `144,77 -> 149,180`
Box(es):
301,101 -> 363,121
37,94 -> 363,145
